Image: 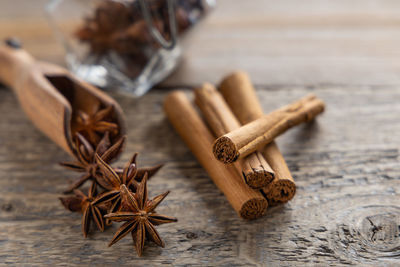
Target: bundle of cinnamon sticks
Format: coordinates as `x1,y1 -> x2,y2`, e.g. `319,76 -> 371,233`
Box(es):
164,71 -> 325,219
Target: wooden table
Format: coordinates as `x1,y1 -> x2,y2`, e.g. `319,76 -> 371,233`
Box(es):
1,0 -> 400,265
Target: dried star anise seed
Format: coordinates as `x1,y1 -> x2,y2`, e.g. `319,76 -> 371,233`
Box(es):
74,105 -> 119,146
60,132 -> 125,193
60,182 -> 107,238
113,155 -> 164,189
105,176 -> 177,256
75,0 -> 134,55
92,153 -> 139,217
135,163 -> 164,182
74,0 -> 207,77
59,193 -> 84,212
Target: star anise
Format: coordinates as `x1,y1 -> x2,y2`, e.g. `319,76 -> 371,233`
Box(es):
92,152 -> 140,214
74,105 -> 119,146
114,160 -> 164,185
75,0 -> 134,55
105,177 -> 177,256
60,182 -> 107,237
60,132 -> 125,193
94,153 -> 165,224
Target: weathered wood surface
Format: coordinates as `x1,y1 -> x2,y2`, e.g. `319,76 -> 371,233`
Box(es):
1,0 -> 400,266
1,85 -> 400,266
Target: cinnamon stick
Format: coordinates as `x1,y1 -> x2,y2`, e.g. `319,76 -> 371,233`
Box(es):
213,93 -> 325,163
194,83 -> 274,189
219,71 -> 296,204
164,91 -> 268,219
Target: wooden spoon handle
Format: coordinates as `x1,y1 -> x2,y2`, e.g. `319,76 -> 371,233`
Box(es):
0,42 -> 74,155
0,44 -> 35,89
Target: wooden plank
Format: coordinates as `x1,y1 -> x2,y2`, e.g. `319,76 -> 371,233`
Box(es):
164,0 -> 400,86
1,0 -> 400,86
0,85 -> 399,265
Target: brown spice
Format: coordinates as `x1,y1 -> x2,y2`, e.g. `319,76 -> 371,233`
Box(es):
135,163 -> 164,182
194,83 -> 274,189
60,132 -> 125,193
213,94 -> 325,163
261,143 -> 296,205
59,182 -> 106,237
164,91 -> 268,219
75,0 -> 207,78
91,153 -> 139,216
219,71 -> 296,204
73,105 -> 119,146
105,178 -> 177,257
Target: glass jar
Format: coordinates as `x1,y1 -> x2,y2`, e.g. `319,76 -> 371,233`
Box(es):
46,0 -> 215,96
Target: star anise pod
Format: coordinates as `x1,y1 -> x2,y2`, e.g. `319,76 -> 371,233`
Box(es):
93,153 -> 139,216
133,163 -> 164,184
60,182 -> 107,237
74,105 -> 119,146
114,159 -> 164,186
94,153 -> 165,225
105,177 -> 177,256
60,132 -> 125,193
75,0 -> 134,55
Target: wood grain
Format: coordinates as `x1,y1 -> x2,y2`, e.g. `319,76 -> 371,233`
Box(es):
1,0 -> 400,86
1,85 -> 400,266
1,0 -> 400,266
165,0 -> 400,86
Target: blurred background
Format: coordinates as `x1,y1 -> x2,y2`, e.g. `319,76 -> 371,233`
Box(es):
1,0 -> 399,91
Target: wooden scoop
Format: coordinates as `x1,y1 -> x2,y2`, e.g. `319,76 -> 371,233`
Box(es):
0,40 -> 126,156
